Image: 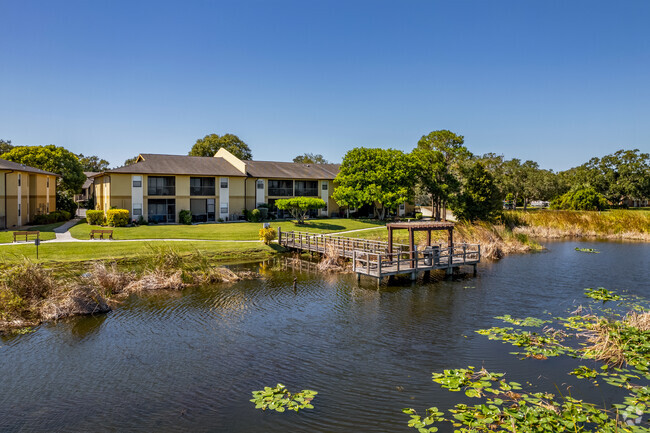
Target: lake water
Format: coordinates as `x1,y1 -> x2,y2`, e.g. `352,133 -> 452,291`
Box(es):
1,241 -> 649,432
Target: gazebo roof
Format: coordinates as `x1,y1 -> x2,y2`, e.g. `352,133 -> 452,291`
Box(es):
386,221 -> 455,230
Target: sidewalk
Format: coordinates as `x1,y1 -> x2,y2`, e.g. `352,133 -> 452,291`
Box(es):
0,223 -> 386,246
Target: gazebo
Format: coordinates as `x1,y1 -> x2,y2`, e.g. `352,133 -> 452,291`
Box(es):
386,221 -> 455,255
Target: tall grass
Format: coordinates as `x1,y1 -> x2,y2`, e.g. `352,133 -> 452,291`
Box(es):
507,210 -> 650,240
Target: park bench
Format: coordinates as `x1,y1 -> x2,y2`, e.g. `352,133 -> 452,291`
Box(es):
90,229 -> 114,240
13,231 -> 40,243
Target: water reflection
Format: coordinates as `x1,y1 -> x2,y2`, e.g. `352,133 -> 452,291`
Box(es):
0,241 -> 648,432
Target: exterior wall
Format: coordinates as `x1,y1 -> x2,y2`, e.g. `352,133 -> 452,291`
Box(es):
0,171 -> 56,228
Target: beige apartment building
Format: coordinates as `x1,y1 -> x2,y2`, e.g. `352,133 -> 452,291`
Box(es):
92,148 -> 342,223
0,158 -> 57,229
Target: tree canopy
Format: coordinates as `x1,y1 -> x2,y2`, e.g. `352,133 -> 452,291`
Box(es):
189,133 -> 253,160
275,197 -> 326,224
450,162 -> 502,221
293,153 -> 330,164
412,130 -> 471,220
77,153 -> 110,172
123,156 -> 139,167
333,147 -> 415,220
1,145 -> 85,193
0,139 -> 13,155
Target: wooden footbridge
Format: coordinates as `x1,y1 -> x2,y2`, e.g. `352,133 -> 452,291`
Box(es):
278,221 -> 481,283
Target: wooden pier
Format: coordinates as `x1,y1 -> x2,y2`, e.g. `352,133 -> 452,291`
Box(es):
278,221 -> 480,283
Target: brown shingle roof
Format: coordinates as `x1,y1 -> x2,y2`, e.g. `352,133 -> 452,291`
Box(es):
0,158 -> 59,176
244,160 -> 340,179
105,154 -> 246,177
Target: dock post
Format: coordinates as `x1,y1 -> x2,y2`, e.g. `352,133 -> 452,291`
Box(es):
473,264 -> 477,276
411,271 -> 416,281
278,227 -> 282,246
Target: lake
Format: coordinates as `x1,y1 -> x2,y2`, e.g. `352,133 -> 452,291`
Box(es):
1,241 -> 649,432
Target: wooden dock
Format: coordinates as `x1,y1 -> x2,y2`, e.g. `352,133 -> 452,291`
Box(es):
278,228 -> 480,282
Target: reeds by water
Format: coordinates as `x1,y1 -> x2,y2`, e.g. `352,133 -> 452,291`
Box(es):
506,210 -> 650,241
0,246 -> 261,332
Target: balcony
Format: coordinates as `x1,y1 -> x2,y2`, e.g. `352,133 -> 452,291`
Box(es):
295,188 -> 318,197
268,187 -> 293,196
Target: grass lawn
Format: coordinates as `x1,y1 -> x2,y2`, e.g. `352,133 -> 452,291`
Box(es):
0,222 -> 66,243
69,218 -> 386,240
0,240 -> 279,266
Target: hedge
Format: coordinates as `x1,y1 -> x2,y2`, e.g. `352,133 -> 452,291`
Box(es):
106,209 -> 129,227
86,210 -> 105,226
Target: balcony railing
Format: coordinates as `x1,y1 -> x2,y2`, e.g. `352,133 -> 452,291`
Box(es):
295,188 -> 318,197
190,187 -> 215,196
268,187 -> 293,196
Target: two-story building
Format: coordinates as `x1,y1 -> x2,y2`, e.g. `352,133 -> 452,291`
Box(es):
0,158 -> 58,229
91,148 -> 342,223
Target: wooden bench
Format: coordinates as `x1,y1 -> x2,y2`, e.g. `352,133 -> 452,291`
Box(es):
90,229 -> 114,240
13,231 -> 40,243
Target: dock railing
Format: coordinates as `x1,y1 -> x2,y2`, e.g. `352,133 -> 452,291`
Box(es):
352,243 -> 481,277
279,230 -> 409,257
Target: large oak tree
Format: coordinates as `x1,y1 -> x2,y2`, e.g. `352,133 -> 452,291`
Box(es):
189,133 -> 253,160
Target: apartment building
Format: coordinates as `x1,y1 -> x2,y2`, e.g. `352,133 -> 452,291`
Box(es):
92,148 -> 341,223
0,158 -> 57,229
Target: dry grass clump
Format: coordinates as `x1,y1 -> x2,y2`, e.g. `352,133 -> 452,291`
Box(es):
41,286 -> 111,321
318,244 -> 352,273
87,262 -> 134,296
453,221 -> 541,260
581,311 -> 650,367
625,311 -> 650,332
0,260 -> 111,330
123,270 -> 185,293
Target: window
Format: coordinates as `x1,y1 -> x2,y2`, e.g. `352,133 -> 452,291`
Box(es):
46,177 -> 50,188
295,180 -> 318,196
133,176 -> 142,188
147,199 -> 175,223
399,203 -> 405,210
220,205 -> 228,215
191,198 -> 215,222
46,203 -> 49,213
133,203 -> 143,216
257,180 -> 264,189
147,176 -> 175,196
268,179 -> 293,196
322,183 -> 328,191
190,177 -> 215,196
18,204 -> 21,217
17,174 -> 21,187
220,178 -> 229,189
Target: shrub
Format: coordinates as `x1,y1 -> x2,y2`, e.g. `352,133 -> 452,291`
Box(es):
259,227 -> 277,244
275,197 -> 326,223
179,209 -> 192,225
242,209 -> 250,221
86,210 -> 105,226
250,209 -> 261,222
56,193 -> 78,216
59,210 -> 71,221
551,187 -> 608,211
415,212 -> 423,220
106,209 -> 129,227
258,207 -> 268,219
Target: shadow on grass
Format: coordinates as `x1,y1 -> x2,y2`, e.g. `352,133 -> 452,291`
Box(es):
298,222 -> 346,230
269,244 -> 288,252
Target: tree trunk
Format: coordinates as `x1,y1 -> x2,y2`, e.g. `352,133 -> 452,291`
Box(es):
523,197 -> 528,211
442,199 -> 447,221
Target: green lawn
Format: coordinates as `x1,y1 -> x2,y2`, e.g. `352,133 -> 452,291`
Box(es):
0,222 -> 66,243
69,218 -> 386,240
0,240 -> 278,266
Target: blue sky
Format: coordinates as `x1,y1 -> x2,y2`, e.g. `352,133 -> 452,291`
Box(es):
1,0 -> 649,170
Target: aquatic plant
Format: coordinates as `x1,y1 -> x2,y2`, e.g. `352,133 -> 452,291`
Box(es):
575,247 -> 600,253
405,289 -> 650,432
250,384 -> 317,413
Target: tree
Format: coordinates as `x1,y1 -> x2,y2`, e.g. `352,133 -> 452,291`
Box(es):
450,162 -> 502,222
333,147 -> 415,220
77,153 -> 110,172
1,145 -> 85,193
0,139 -> 14,155
123,156 -> 139,166
551,186 -> 607,211
189,133 -> 253,160
411,130 -> 471,220
293,153 -> 330,164
275,197 -> 326,224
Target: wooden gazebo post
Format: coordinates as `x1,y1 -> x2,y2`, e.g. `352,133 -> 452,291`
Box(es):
387,225 -> 393,254
409,227 -> 415,268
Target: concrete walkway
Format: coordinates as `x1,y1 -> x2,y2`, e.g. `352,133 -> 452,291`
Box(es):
0,223 -> 386,246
